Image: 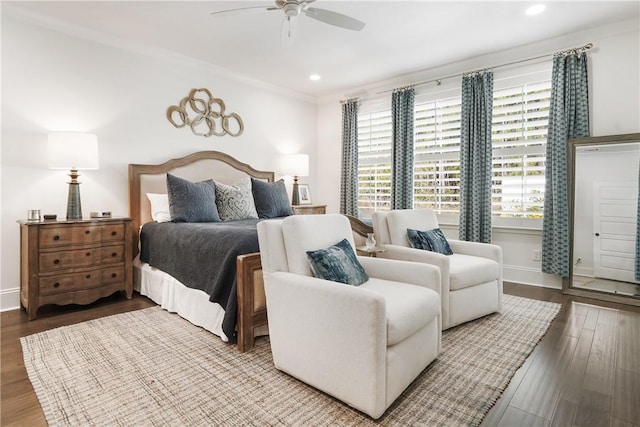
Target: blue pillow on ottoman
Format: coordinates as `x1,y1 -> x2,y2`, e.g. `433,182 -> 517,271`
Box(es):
306,238 -> 369,286
407,228 -> 453,255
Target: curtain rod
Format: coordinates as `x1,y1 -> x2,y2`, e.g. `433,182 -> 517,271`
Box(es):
363,42 -> 593,98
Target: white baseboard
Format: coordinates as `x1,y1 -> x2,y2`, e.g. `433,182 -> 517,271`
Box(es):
1,287 -> 20,312
573,266 -> 593,277
503,265 -> 563,289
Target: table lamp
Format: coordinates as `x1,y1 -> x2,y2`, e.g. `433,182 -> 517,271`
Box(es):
47,132 -> 99,220
282,154 -> 309,205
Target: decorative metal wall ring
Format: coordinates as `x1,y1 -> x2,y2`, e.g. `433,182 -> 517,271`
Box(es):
167,88 -> 244,137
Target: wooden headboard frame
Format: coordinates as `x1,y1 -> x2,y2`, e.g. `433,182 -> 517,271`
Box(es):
128,150 -> 274,253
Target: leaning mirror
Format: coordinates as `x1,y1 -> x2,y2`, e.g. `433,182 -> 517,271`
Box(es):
565,133 -> 640,306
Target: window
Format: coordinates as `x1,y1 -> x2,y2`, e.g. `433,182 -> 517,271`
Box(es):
356,76 -> 552,222
357,109 -> 392,218
491,81 -> 550,219
414,97 -> 462,214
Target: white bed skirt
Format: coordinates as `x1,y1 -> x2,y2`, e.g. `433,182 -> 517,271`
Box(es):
133,256 -> 229,341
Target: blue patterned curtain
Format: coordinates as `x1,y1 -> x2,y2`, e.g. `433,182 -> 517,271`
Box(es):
391,87 -> 415,210
340,99 -> 359,216
459,71 -> 494,243
542,52 -> 590,277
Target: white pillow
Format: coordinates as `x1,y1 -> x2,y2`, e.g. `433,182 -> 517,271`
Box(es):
146,193 -> 171,223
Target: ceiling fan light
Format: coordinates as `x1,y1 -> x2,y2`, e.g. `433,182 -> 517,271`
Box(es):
283,3 -> 301,17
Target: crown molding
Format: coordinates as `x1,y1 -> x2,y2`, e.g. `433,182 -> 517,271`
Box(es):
3,4 -> 318,105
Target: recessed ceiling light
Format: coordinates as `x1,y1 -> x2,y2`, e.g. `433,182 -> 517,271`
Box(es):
525,4 -> 546,16
309,74 -> 321,81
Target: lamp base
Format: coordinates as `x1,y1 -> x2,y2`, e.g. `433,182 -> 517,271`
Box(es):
291,176 -> 300,206
66,183 -> 83,220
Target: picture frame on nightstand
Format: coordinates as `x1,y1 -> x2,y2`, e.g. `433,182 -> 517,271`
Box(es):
296,184 -> 312,205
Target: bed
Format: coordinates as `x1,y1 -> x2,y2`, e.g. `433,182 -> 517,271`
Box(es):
128,151 -> 274,352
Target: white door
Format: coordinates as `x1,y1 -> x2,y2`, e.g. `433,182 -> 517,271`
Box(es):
593,181 -> 639,283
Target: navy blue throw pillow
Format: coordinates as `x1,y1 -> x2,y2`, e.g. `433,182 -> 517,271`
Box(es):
407,228 -> 453,255
251,178 -> 293,219
166,173 -> 220,223
306,239 -> 369,286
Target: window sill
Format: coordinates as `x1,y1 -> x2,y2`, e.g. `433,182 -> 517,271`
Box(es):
438,221 -> 542,236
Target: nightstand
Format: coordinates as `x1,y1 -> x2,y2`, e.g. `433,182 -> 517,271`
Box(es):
356,246 -> 387,257
292,204 -> 327,215
18,217 -> 134,320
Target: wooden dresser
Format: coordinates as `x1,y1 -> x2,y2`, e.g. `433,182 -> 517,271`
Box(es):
18,217 -> 134,319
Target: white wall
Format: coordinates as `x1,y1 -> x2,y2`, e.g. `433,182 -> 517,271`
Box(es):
0,13 -> 318,310
316,20 -> 640,288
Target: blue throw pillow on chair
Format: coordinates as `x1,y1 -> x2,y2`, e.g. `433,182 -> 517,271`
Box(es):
407,228 -> 453,255
306,239 -> 369,286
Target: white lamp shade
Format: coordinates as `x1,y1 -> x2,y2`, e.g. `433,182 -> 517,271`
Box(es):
281,154 -> 309,177
48,132 -> 99,170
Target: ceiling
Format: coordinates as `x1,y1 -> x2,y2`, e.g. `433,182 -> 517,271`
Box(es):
5,1 -> 639,99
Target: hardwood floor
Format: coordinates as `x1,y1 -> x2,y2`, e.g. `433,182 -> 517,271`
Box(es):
481,283 -> 640,427
1,292 -> 156,427
1,285 -> 639,426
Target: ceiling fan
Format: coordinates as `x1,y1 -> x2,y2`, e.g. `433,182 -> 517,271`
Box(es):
210,0 -> 366,47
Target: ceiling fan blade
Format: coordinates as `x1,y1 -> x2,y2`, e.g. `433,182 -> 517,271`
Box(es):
280,15 -> 297,48
210,6 -> 277,16
303,7 -> 365,31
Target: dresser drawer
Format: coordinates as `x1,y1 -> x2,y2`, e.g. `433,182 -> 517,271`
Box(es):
39,225 -> 101,247
102,224 -> 125,243
39,247 -> 102,272
102,265 -> 126,285
40,270 -> 103,295
101,245 -> 125,264
39,266 -> 125,296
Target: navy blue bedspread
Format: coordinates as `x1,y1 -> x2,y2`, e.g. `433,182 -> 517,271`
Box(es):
139,219 -> 262,342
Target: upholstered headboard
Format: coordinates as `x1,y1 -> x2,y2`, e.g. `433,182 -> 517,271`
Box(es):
128,151 -> 274,252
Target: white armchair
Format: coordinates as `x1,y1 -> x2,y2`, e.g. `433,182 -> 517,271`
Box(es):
257,214 -> 441,419
372,209 -> 502,330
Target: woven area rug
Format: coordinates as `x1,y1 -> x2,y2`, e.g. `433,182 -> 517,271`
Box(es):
21,294 -> 560,427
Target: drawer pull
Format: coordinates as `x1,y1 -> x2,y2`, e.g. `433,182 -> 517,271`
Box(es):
53,259 -> 60,265
85,230 -> 90,235
111,273 -> 117,278
86,252 -> 91,257
53,235 -> 60,241
111,231 -> 117,236
111,252 -> 117,257
53,282 -> 60,288
86,274 -> 91,279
